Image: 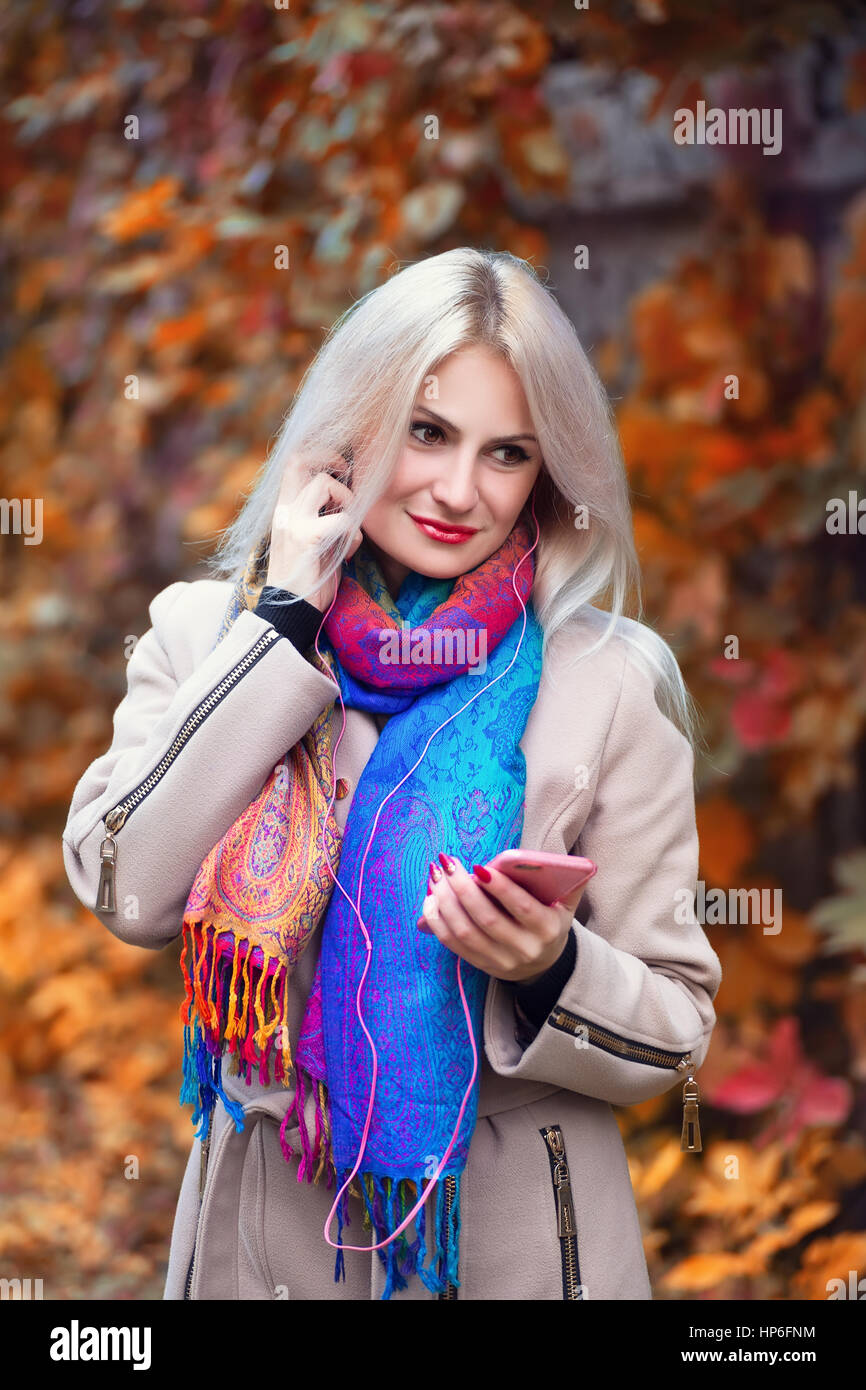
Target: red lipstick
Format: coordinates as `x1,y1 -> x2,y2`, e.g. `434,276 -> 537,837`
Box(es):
408,513 -> 479,545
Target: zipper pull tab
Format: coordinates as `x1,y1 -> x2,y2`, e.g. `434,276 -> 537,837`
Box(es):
553,1161 -> 576,1237
681,1076 -> 702,1152
97,806 -> 128,914
98,832 -> 118,913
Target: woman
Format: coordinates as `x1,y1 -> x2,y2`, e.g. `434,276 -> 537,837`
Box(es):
62,247 -> 722,1301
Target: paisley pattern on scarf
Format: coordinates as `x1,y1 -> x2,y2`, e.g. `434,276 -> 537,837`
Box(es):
179,516 -> 543,1298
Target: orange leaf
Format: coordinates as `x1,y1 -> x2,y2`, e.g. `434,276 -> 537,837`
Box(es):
696,796 -> 753,884
661,1250 -> 748,1290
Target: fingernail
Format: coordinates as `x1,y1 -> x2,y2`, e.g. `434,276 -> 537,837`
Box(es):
438,852 -> 456,875
472,863 -> 492,883
428,860 -> 443,884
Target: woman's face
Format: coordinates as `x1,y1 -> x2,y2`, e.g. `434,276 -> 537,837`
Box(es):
360,344 -> 544,598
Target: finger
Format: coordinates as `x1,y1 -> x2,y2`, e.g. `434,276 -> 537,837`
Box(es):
467,861 -> 561,939
280,514 -> 357,575
309,509 -> 355,537
307,460 -> 353,490
420,891 -> 441,926
421,898 -> 511,974
426,881 -> 516,974
294,450 -> 351,482
271,513 -> 348,568
276,451 -> 343,508
279,460 -> 348,517
555,880 -> 587,918
433,867 -> 516,946
456,862 -> 559,949
273,451 -> 301,508
438,875 -> 547,976
272,457 -> 341,526
317,490 -> 353,518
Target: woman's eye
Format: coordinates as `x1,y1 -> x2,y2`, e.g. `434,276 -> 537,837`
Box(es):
409,421 -> 530,466
409,421 -> 444,445
492,445 -> 530,465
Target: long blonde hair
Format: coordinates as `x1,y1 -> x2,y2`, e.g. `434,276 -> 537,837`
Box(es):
205,247 -> 700,750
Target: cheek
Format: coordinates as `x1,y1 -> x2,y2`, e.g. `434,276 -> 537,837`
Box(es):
483,477 -> 536,535
389,445 -> 428,495
362,451 -> 425,528
508,468 -> 541,513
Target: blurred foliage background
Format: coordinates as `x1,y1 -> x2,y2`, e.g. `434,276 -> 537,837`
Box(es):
1,0 -> 866,1300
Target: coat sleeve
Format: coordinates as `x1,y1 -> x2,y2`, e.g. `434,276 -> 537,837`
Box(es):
61,580 -> 339,952
482,649 -> 722,1106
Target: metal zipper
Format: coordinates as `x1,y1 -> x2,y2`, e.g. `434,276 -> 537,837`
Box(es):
183,1128 -> 212,1300
540,1125 -> 583,1300
183,1245 -> 196,1300
438,1174 -> 458,1300
547,1006 -> 702,1151
97,626 -> 280,913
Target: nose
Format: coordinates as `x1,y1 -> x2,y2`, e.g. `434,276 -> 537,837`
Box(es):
429,445 -> 479,515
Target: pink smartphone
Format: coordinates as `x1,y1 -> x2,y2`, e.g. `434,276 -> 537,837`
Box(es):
480,850 -> 597,907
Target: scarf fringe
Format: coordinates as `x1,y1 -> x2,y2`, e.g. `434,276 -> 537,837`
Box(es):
331,1167 -> 460,1300
179,917 -> 461,1300
180,917 -> 295,1136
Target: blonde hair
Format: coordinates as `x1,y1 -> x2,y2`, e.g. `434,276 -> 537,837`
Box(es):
205,247 -> 701,751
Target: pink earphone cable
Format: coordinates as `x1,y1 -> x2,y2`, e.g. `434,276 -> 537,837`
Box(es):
302,483 -> 541,1260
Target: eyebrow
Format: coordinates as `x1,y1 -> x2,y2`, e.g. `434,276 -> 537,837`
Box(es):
412,404 -> 538,445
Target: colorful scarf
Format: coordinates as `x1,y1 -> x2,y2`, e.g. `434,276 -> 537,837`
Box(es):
179,518 -> 543,1298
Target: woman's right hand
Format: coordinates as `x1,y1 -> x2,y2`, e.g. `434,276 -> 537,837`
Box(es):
265,454 -> 364,613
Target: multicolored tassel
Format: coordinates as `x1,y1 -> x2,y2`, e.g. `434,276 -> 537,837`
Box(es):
180,916 -> 462,1299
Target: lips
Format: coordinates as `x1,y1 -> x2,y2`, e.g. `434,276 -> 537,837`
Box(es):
409,513 -> 479,544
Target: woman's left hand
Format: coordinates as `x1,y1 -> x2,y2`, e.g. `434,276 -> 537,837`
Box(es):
416,855 -> 586,984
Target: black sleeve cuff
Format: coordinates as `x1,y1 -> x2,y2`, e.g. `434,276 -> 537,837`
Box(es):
254,586 -> 324,653
509,927 -> 578,1031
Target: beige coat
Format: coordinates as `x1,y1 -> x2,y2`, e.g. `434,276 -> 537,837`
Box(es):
61,577 -> 722,1300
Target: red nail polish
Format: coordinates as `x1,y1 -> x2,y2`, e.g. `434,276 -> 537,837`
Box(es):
438,851 -> 456,875
428,859 -> 443,885
472,863 -> 492,883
